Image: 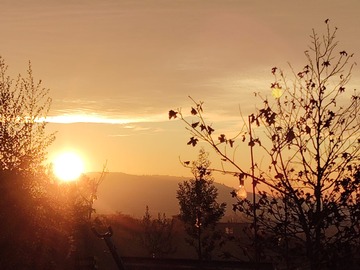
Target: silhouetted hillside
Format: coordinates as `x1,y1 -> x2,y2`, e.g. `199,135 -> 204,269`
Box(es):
92,172 -> 247,220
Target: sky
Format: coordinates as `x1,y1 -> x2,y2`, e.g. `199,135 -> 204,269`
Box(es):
1,0 -> 360,187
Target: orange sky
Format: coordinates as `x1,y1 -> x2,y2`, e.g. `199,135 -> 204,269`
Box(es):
1,0 -> 359,187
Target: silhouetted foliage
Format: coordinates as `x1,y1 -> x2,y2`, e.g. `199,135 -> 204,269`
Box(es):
170,21 -> 359,269
177,148 -> 226,260
0,57 -> 63,269
0,57 -> 107,269
140,206 -> 176,258
0,57 -> 55,172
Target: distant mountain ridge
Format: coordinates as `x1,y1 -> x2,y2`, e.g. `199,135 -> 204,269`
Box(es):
92,172 -> 246,220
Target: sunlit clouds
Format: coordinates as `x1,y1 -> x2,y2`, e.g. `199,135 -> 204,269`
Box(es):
45,114 -> 140,124
1,0 -> 360,181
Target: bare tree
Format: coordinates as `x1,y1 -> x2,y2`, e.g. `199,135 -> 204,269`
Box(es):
170,21 -> 359,269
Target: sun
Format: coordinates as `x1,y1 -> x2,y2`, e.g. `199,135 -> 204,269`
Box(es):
53,152 -> 85,182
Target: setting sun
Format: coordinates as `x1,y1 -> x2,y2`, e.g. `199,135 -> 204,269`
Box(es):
53,152 -> 85,182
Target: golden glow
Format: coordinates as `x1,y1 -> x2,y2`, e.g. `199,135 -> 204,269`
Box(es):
40,115 -> 133,124
236,184 -> 247,199
53,152 -> 84,182
271,87 -> 283,99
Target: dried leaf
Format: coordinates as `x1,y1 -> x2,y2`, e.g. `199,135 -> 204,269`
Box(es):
168,110 -> 178,119
286,128 -> 295,143
207,126 -> 214,135
340,51 -> 348,56
322,60 -> 330,67
218,134 -> 226,143
191,122 -> 199,128
187,137 -> 198,147
229,139 -> 234,147
248,140 -> 255,147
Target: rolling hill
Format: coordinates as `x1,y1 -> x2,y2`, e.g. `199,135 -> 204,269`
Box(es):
92,172 -> 246,220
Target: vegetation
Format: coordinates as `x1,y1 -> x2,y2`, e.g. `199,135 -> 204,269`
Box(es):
176,148 -> 226,260
140,206 -> 176,258
0,57 -> 60,269
0,57 -> 55,172
170,21 -> 360,269
0,57 -> 106,269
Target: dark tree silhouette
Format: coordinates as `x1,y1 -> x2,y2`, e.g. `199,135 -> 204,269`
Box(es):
0,57 -> 106,269
177,148 -> 226,260
0,57 -> 60,269
170,21 -> 359,269
140,206 -> 176,258
0,57 -> 55,172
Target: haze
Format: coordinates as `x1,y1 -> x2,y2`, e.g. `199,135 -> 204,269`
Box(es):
1,0 -> 359,187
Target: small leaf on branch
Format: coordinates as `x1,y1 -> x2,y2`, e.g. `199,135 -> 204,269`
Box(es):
286,128 -> 295,143
254,138 -> 261,146
305,125 -> 311,134
207,126 -> 214,135
340,51 -> 348,56
200,124 -> 206,131
270,82 -> 280,89
191,122 -> 199,128
271,67 -> 277,74
191,107 -> 197,115
229,139 -> 234,147
218,134 -> 226,143
248,140 -> 255,147
187,137 -> 198,147
322,60 -> 330,67
168,110 -> 178,119
184,161 -> 190,165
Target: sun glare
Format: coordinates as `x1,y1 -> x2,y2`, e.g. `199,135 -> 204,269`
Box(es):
53,152 -> 84,182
